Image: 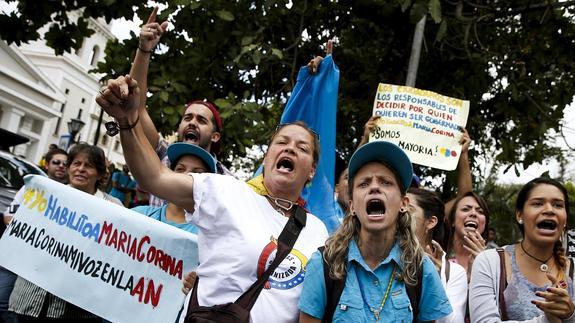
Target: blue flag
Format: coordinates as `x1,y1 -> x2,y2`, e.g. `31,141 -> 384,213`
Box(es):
280,55 -> 340,233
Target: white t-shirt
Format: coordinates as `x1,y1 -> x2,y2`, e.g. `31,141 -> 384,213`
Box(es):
438,254 -> 468,323
185,173 -> 329,323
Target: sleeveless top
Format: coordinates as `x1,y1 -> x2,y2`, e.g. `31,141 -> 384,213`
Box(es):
503,244 -> 574,320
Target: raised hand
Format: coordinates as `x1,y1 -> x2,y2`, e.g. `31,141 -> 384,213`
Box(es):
425,240 -> 445,273
95,75 -> 140,123
139,7 -> 169,53
462,229 -> 486,257
307,39 -> 334,74
532,273 -> 575,322
357,115 -> 382,147
459,128 -> 471,154
364,115 -> 381,137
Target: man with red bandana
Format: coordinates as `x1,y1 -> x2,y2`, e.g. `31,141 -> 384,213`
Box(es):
126,8 -> 232,207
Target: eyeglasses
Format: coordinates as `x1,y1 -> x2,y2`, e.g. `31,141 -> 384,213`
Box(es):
276,122 -> 320,141
50,159 -> 67,166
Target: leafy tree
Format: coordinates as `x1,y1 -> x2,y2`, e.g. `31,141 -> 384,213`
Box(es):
0,0 -> 139,55
3,0 -> 575,191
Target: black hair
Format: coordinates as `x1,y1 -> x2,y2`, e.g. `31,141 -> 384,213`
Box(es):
335,153 -> 348,184
408,187 -> 446,249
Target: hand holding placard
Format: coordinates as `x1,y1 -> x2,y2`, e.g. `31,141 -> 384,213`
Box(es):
370,83 -> 470,171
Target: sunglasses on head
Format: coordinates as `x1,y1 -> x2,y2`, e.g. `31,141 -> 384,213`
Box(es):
51,159 -> 67,166
275,122 -> 320,141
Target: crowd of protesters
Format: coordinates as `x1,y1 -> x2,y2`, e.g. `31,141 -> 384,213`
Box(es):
1,7 -> 574,323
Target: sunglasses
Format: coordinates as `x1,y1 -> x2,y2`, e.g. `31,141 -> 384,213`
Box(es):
276,122 -> 320,141
50,159 -> 67,166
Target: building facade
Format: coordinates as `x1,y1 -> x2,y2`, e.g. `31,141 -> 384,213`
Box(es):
0,11 -> 126,166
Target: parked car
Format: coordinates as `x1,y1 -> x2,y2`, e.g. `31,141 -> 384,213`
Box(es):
0,150 -> 46,236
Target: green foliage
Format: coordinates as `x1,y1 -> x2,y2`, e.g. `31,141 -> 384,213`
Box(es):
4,0 -> 574,179
479,178 -> 523,245
0,0 -> 140,55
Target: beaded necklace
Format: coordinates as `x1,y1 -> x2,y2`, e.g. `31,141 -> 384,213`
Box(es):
361,264 -> 396,322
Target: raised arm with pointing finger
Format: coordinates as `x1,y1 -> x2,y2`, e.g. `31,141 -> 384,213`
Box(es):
130,7 -> 168,149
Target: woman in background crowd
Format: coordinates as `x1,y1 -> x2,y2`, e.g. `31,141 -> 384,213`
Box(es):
408,187 -> 468,322
9,144 -> 121,322
445,191 -> 489,276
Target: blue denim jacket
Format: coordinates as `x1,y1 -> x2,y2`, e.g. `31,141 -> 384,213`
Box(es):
299,240 -> 452,322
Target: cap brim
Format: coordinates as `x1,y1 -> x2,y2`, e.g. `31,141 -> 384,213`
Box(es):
348,141 -> 413,192
167,143 -> 217,174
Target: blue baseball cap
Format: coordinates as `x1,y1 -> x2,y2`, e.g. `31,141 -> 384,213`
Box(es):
348,141 -> 413,192
167,143 -> 217,174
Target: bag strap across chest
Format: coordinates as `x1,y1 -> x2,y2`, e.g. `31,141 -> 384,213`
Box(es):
188,206 -> 306,313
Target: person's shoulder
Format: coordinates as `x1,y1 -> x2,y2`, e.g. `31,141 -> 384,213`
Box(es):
305,212 -> 329,236
215,160 -> 235,177
202,172 -> 244,187
478,246 -> 502,260
421,255 -> 440,276
473,247 -> 505,272
102,191 -> 123,205
131,205 -> 153,215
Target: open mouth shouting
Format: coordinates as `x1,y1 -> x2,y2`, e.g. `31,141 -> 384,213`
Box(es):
366,199 -> 386,219
464,221 -> 478,231
276,157 -> 295,174
184,128 -> 199,143
536,219 -> 558,235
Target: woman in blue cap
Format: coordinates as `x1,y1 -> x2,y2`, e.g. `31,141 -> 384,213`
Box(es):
131,143 -> 217,233
299,141 -> 452,322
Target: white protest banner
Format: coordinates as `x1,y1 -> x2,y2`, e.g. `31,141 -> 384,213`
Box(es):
370,83 -> 470,170
0,175 -> 198,323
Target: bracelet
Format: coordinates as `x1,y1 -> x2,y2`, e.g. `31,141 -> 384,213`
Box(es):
104,116 -> 139,137
118,115 -> 140,130
138,42 -> 153,54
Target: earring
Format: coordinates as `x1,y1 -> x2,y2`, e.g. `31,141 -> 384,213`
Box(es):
399,208 -> 407,213
518,219 -> 523,224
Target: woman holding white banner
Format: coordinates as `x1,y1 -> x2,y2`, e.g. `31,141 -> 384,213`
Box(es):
9,144 -> 121,322
96,75 -> 329,322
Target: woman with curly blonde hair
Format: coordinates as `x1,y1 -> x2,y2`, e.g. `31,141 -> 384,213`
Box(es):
299,141 -> 452,322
